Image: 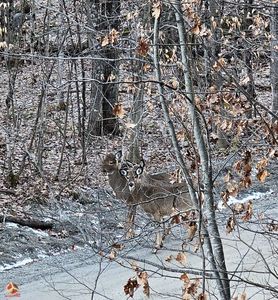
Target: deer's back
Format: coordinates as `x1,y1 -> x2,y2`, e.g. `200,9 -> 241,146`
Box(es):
130,181 -> 193,218
130,184 -> 179,217
147,172 -> 171,186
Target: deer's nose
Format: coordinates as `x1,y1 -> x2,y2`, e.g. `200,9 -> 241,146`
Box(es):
128,182 -> 135,190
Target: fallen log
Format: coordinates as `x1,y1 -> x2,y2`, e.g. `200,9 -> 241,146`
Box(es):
0,189 -> 16,195
0,215 -> 54,230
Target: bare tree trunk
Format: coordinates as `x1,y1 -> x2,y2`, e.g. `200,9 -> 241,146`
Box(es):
207,0 -> 229,149
57,0 -> 66,108
86,0 -> 120,136
243,0 -> 255,118
0,0 -> 9,49
170,1 -> 230,298
127,81 -> 143,163
271,3 -> 278,117
86,0 -> 103,137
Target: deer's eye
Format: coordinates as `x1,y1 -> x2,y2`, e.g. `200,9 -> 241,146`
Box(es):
135,167 -> 143,176
120,169 -> 128,176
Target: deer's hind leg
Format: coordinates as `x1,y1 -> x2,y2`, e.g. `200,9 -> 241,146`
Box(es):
152,213 -> 164,252
161,217 -> 171,245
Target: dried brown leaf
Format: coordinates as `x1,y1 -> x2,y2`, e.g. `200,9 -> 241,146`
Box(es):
256,169 -> 269,183
182,292 -> 191,300
123,278 -> 139,297
109,28 -> 119,44
108,249 -> 117,260
232,203 -> 245,214
224,171 -> 232,183
191,20 -> 202,35
240,175 -> 252,188
101,35 -> 109,47
243,150 -> 252,163
137,37 -> 149,57
152,1 -> 161,19
256,158 -> 268,170
137,271 -> 150,297
165,255 -> 174,262
187,279 -> 200,296
226,216 -> 236,233
176,252 -> 187,265
243,163 -> 252,175
241,201 -> 253,222
188,222 -> 197,241
171,214 -> 181,224
101,28 -> 119,46
198,292 -> 208,300
234,160 -> 242,172
180,273 -> 190,283
112,103 -> 125,118
213,57 -> 226,71
111,243 -> 124,250
227,181 -> 239,196
267,220 -> 278,232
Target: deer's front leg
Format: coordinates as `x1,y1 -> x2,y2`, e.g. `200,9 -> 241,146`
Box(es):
126,204 -> 136,238
154,230 -> 163,251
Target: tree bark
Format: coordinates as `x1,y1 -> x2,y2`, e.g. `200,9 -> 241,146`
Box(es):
86,0 -> 120,136
271,3 -> 278,117
0,215 -> 53,230
170,1 -> 231,298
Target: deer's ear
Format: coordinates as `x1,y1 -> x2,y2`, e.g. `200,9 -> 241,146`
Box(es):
139,159 -> 145,168
135,166 -> 143,176
119,168 -> 128,176
115,150 -> 122,161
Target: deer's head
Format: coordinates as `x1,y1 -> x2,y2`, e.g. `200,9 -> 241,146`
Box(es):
101,151 -> 123,174
119,159 -> 145,191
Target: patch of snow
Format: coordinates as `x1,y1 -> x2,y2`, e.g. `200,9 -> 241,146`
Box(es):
25,227 -> 49,237
0,258 -> 33,273
5,221 -> 49,236
5,222 -> 19,228
37,253 -> 48,259
218,190 -> 274,210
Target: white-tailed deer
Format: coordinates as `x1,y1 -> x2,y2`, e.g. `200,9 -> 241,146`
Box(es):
119,160 -> 194,250
101,151 -> 135,237
101,152 -> 170,238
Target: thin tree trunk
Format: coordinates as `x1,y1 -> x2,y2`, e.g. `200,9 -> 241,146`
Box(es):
170,1 -> 230,298
127,57 -> 145,163
271,4 -> 278,117
152,11 -> 225,298
243,0 -> 255,118
57,0 -> 66,107
86,0 -> 103,137
86,0 -> 120,136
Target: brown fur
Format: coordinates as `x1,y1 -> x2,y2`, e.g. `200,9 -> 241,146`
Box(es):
122,161 -> 194,249
102,153 -> 172,239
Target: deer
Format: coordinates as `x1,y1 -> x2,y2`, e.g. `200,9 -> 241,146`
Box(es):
119,159 -> 194,251
101,151 -> 171,238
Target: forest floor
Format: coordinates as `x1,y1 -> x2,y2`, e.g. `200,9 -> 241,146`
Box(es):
0,170 -> 277,299
0,31 -> 277,298
0,158 -> 277,278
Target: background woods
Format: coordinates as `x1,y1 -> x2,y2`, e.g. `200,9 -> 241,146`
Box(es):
0,0 -> 277,299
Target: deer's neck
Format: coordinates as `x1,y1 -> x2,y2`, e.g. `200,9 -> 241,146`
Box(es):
107,171 -> 130,201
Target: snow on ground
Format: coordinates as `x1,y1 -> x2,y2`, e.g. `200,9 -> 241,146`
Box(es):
0,188 -> 277,299
218,190 -> 274,210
